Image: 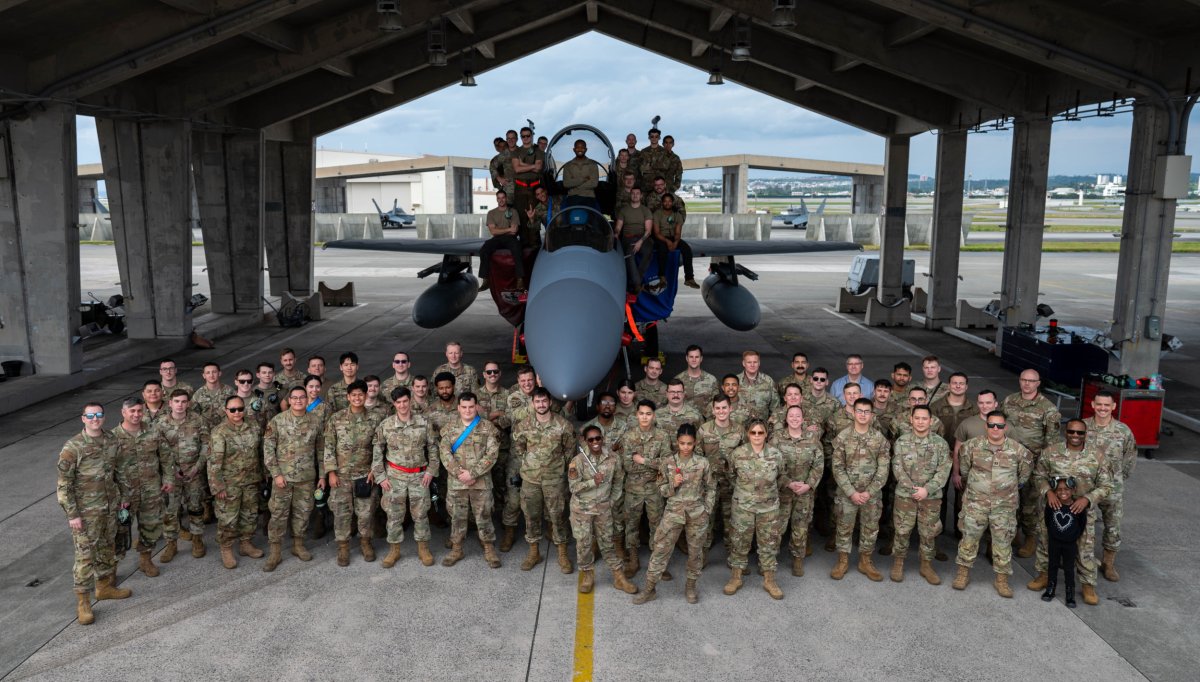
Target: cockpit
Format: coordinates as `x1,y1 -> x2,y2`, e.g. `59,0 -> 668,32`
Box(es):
544,205 -> 614,253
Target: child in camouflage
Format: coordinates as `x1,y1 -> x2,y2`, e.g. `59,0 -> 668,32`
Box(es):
1042,476 -> 1087,608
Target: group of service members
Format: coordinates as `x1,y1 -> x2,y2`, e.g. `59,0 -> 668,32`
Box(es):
57,343 -> 1136,624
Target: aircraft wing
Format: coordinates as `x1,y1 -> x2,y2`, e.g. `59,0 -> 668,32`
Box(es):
323,238 -> 486,256
687,239 -> 862,257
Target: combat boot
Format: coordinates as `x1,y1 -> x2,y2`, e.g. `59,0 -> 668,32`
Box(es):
160,539 -> 178,563
890,556 -> 905,582
919,559 -> 941,586
935,549 -> 949,562
1065,583 -> 1077,608
1081,583 -> 1099,605
723,568 -> 744,595
623,550 -> 640,578
1101,549 -> 1120,582
360,538 -> 376,562
662,568 -> 673,582
417,541 -> 434,566
382,544 -> 402,568
202,499 -> 215,524
612,569 -> 637,594
1041,578 -> 1057,602
994,573 -> 1013,598
291,538 -> 312,561
138,550 -> 160,577
684,578 -> 699,604
499,525 -> 517,552
521,542 -> 543,571
1016,534 -> 1036,558
830,552 -> 850,580
442,542 -> 464,567
220,542 -> 237,569
75,591 -> 95,625
1026,572 -> 1048,591
824,535 -> 836,552
337,541 -> 350,567
633,578 -> 659,604
239,538 -> 264,558
191,535 -> 206,558
763,571 -> 784,600
262,542 -> 282,572
556,543 -> 574,574
952,566 -> 970,590
310,509 -> 327,539
614,537 -> 628,563
857,553 -> 883,582
94,574 -> 131,600
482,542 -> 502,569
180,529 -> 192,542
579,569 -> 595,594
878,539 -> 892,557
791,556 -> 805,577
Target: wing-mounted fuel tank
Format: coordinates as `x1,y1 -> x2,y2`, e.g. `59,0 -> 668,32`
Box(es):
412,255 -> 478,328
701,256 -> 761,332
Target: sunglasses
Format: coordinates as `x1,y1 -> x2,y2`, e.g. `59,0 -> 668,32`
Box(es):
1065,429 -> 1087,435
747,430 -> 767,436
598,400 -> 615,406
484,369 -> 500,375
393,359 -> 409,364
812,377 -> 827,382
84,412 -> 104,420
236,379 -> 252,384
986,423 -> 1006,429
586,436 -> 603,443
227,407 -> 245,413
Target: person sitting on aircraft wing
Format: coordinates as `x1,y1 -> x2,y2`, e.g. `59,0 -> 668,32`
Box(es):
561,140 -> 600,211
526,185 -> 550,237
649,192 -> 699,291
477,189 -> 526,293
612,169 -> 638,218
614,187 -> 654,294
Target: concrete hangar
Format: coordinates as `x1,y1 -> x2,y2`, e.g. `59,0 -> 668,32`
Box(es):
0,0 -> 1197,388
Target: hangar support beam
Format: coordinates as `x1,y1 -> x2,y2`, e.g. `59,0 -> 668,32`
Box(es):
877,135 -> 910,306
263,139 -> 314,298
926,129 -> 967,329
851,174 -> 883,215
995,118 -> 1051,350
194,131 -> 264,314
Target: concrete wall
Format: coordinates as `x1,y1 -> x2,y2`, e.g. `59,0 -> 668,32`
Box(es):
313,214 -> 385,242
805,213 -> 973,245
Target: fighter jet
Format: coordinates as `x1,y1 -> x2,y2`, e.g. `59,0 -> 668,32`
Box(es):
372,198 -> 415,228
771,197 -> 826,229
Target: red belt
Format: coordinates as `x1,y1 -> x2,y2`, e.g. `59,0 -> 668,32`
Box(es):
515,179 -> 541,188
387,462 -> 426,473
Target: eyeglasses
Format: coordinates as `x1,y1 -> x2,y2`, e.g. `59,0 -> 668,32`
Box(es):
986,423 -> 1006,429
84,412 -> 104,420
236,379 -> 252,384
598,400 -> 615,406
484,369 -> 500,375
854,409 -> 873,415
160,367 -> 176,372
393,359 -> 409,365
586,436 -> 603,443
227,407 -> 245,413
1019,378 -> 1040,383
521,133 -> 532,138
1065,429 -> 1087,435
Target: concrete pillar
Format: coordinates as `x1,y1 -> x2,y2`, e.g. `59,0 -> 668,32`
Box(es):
0,104 -> 82,375
447,166 -> 473,213
97,118 -> 194,340
1109,102 -> 1188,377
995,118 -> 1051,347
722,163 -> 748,214
78,178 -> 100,213
851,174 -> 883,215
926,130 -> 967,329
314,177 -> 345,213
877,135 -> 910,305
194,131 -> 264,315
264,139 -> 314,297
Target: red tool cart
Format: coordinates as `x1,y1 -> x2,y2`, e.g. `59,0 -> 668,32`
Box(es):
1079,376 -> 1164,449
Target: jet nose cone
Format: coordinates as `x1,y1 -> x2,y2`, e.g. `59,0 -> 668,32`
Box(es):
524,279 -> 624,400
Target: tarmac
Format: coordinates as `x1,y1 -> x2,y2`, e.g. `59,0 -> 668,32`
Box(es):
1,239 -> 1198,681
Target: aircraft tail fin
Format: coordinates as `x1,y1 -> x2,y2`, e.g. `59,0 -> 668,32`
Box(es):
372,198 -> 384,215
816,197 -> 827,215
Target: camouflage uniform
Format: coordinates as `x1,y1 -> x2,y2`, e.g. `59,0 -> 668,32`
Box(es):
645,453 -> 715,582
1001,393 -> 1062,538
364,401 -> 392,425
804,392 -> 841,428
1083,417 -> 1136,552
192,384 -> 235,427
654,404 -> 703,445
58,430 -> 128,591
727,398 -> 761,428
915,381 -> 950,406
209,420 -> 263,544
696,419 -> 743,548
890,414 -> 946,441
503,388 -> 535,526
955,436 -> 1034,575
278,369 -> 305,389
831,428 -> 891,554
568,446 -> 625,573
248,383 -> 285,431
477,385 -> 514,517
771,425 -> 824,559
157,413 -> 210,540
636,378 -> 667,408
891,432 -> 951,561
776,374 -> 813,399
638,144 -> 668,192
434,362 -> 479,392
727,444 -> 787,572
817,408 -> 856,534
583,415 -> 631,541
675,370 -> 718,413
161,380 -> 194,398
262,410 -> 323,542
737,372 -> 780,418
490,150 -> 514,198
1033,442 -> 1112,586
143,404 -> 170,427
620,425 -> 673,553
112,424 -> 173,550
512,413 -> 576,545
322,408 -> 379,542
663,150 -> 683,193
930,397 -> 978,443
325,378 -> 354,413
380,375 -> 414,400
440,417 -> 500,544
372,413 -> 438,545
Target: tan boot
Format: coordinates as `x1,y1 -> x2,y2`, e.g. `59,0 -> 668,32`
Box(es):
685,578 -> 699,604
94,574 -> 131,600
1081,583 -> 1099,605
138,551 -> 160,577
75,591 -> 95,625
292,538 -> 312,561
919,559 -> 941,585
482,542 -> 502,568
263,542 -> 282,572
360,538 -> 376,562
623,550 -> 640,578
1102,549 -> 1120,582
556,543 -> 574,574
633,578 -> 659,604
499,525 -> 516,552
952,565 -> 970,590
613,537 -> 627,563
382,543 -> 402,568
520,542 -> 543,571
763,571 -> 784,600
830,552 -> 850,580
1016,534 -> 1036,558
191,535 -> 206,558
887,554 -> 905,582
417,541 -> 434,566
160,540 -> 178,563
442,542 -> 464,567
1027,572 -> 1048,591
579,568 -> 595,594
613,569 -> 638,594
723,567 -> 744,595
239,538 -> 264,558
337,541 -> 350,567
857,553 -> 883,582
994,573 -> 1013,598
220,542 -> 237,569
180,529 -> 192,542
792,556 -> 805,577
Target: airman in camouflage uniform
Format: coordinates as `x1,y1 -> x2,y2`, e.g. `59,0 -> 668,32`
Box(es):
1084,390 -> 1137,582
770,406 -> 824,578
209,396 -> 264,569
676,345 -> 719,412
583,392 -> 630,560
953,413 -> 1034,597
737,351 -> 780,418
434,358 -> 478,394
890,407 -> 952,585
723,376 -> 762,426
723,421 -> 788,599
619,401 -> 673,577
477,364 -> 514,544
655,381 -> 702,446
638,130 -> 668,193
59,403 -> 132,624
818,385 -> 859,549
1001,370 -> 1062,557
157,391 -> 210,560
777,353 -> 813,399
830,399 -> 890,582
490,137 -> 514,197
512,389 -> 577,573
767,383 -> 807,437
636,358 -> 667,408
380,351 -> 415,399
373,387 -> 438,568
697,395 -> 744,551
661,135 -> 683,193
439,394 -> 501,568
112,398 -> 173,577
569,426 -> 637,595
325,352 -> 361,413
501,368 -> 538,543
323,382 -> 380,566
262,388 -> 324,570
192,362 -> 235,427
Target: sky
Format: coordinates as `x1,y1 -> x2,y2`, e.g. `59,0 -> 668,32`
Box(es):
74,32 -> 1200,180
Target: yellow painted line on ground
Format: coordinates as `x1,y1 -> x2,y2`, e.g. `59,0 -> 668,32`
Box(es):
572,573 -> 595,682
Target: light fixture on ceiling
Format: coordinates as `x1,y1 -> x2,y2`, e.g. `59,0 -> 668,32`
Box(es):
707,45 -> 724,85
427,17 -> 447,67
377,0 -> 402,32
731,18 -> 751,61
770,0 -> 797,28
460,48 -> 477,86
